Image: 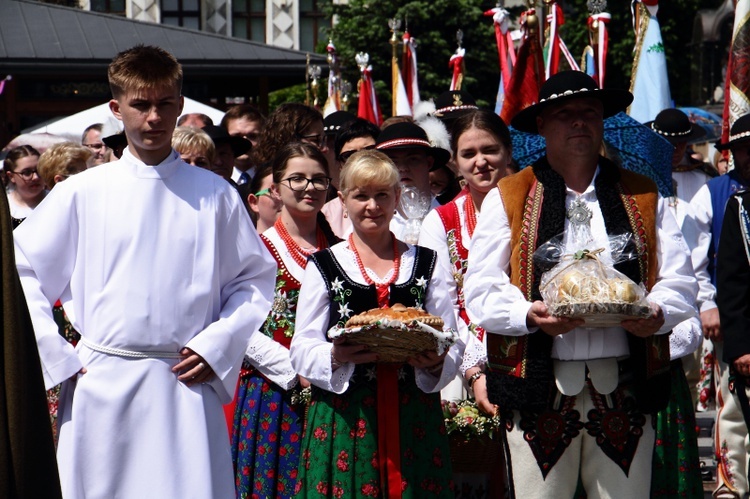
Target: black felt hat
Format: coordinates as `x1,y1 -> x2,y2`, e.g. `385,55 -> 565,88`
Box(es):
102,131 -> 127,151
645,108 -> 707,145
510,70 -> 633,134
375,122 -> 451,170
323,111 -> 356,136
433,90 -> 479,120
715,114 -> 750,151
201,125 -> 252,157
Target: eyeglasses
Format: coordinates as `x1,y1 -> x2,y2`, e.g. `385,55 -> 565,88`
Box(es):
255,188 -> 271,197
298,133 -> 327,149
338,145 -> 376,164
280,175 -> 332,192
83,142 -> 105,151
9,168 -> 39,180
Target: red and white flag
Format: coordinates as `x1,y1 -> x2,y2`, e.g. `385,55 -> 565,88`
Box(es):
587,10 -> 611,88
402,31 -> 420,110
357,53 -> 383,127
500,8 -> 545,124
449,48 -> 465,91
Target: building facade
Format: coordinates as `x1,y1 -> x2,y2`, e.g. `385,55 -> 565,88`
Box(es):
80,0 -> 329,52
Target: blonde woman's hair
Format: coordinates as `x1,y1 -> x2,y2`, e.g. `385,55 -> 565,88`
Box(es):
171,126 -> 216,164
108,45 -> 183,99
37,142 -> 91,188
339,149 -> 399,195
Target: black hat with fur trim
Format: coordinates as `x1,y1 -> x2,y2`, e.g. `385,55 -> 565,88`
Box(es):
511,70 -> 633,134
375,122 -> 450,171
201,125 -> 252,158
323,111 -> 356,136
715,114 -> 750,151
645,108 -> 706,145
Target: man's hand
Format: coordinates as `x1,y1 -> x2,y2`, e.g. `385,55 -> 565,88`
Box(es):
173,347 -> 214,386
621,303 -> 665,337
734,354 -> 750,377
701,307 -> 722,341
527,300 -> 584,336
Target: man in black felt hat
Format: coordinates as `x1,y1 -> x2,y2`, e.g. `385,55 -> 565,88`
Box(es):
692,113 -> 750,498
201,124 -> 252,183
464,71 -> 697,498
375,121 -> 450,242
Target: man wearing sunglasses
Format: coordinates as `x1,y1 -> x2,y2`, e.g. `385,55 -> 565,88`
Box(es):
321,118 -> 381,238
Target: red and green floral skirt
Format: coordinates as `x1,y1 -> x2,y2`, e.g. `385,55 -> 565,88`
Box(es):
295,366 -> 453,498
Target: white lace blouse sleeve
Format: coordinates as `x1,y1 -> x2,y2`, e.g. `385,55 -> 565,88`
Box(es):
290,259 -> 354,394
415,253 -> 464,393
647,197 -> 699,333
670,315 -> 703,360
245,333 -> 298,390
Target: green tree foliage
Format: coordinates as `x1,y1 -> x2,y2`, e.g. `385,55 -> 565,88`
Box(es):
323,0 -> 509,115
322,0 -> 716,114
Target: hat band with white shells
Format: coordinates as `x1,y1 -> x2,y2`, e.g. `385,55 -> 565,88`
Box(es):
729,130 -> 750,143
538,87 -> 600,104
434,104 -> 479,115
376,138 -> 432,149
649,122 -> 692,137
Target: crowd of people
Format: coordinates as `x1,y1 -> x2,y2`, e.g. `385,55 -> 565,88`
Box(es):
4,44 -> 750,499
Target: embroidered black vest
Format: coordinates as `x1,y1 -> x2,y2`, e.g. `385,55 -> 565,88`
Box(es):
488,156 -> 671,413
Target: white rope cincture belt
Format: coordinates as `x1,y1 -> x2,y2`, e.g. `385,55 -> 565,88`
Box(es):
79,336 -> 183,359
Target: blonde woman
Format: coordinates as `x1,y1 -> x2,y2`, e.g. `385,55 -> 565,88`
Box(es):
291,149 -> 481,497
37,142 -> 91,189
171,126 -> 216,171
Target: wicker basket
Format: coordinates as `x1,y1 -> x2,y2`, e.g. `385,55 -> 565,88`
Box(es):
449,434 -> 504,474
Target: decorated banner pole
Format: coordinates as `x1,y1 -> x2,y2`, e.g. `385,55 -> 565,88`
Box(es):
402,28 -> 421,109
484,2 -> 516,92
304,53 -> 311,107
500,0 -> 545,124
356,52 -> 383,126
308,64 -> 322,109
323,39 -> 341,116
389,18 -> 412,116
586,0 -> 611,88
449,30 -> 466,91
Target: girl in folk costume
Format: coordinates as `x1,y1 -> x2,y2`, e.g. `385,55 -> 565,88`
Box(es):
419,109 -> 516,404
290,150 -> 481,498
231,142 -> 339,498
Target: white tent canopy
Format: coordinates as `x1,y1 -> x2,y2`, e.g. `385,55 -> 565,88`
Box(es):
25,97 -> 225,142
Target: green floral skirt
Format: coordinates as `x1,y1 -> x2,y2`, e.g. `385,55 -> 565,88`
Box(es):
295,366 -> 453,498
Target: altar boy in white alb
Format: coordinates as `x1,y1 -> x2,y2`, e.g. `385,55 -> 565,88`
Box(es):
14,45 -> 276,498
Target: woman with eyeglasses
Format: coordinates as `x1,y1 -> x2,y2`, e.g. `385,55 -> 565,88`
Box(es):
290,149 -> 476,498
3,145 -> 45,228
418,110 -> 516,409
231,142 -> 339,499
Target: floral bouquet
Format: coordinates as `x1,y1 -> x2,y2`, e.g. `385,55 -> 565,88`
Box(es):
442,399 -> 502,441
443,399 -> 504,473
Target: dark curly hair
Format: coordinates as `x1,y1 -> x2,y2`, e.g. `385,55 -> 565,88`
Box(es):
252,103 -> 323,166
